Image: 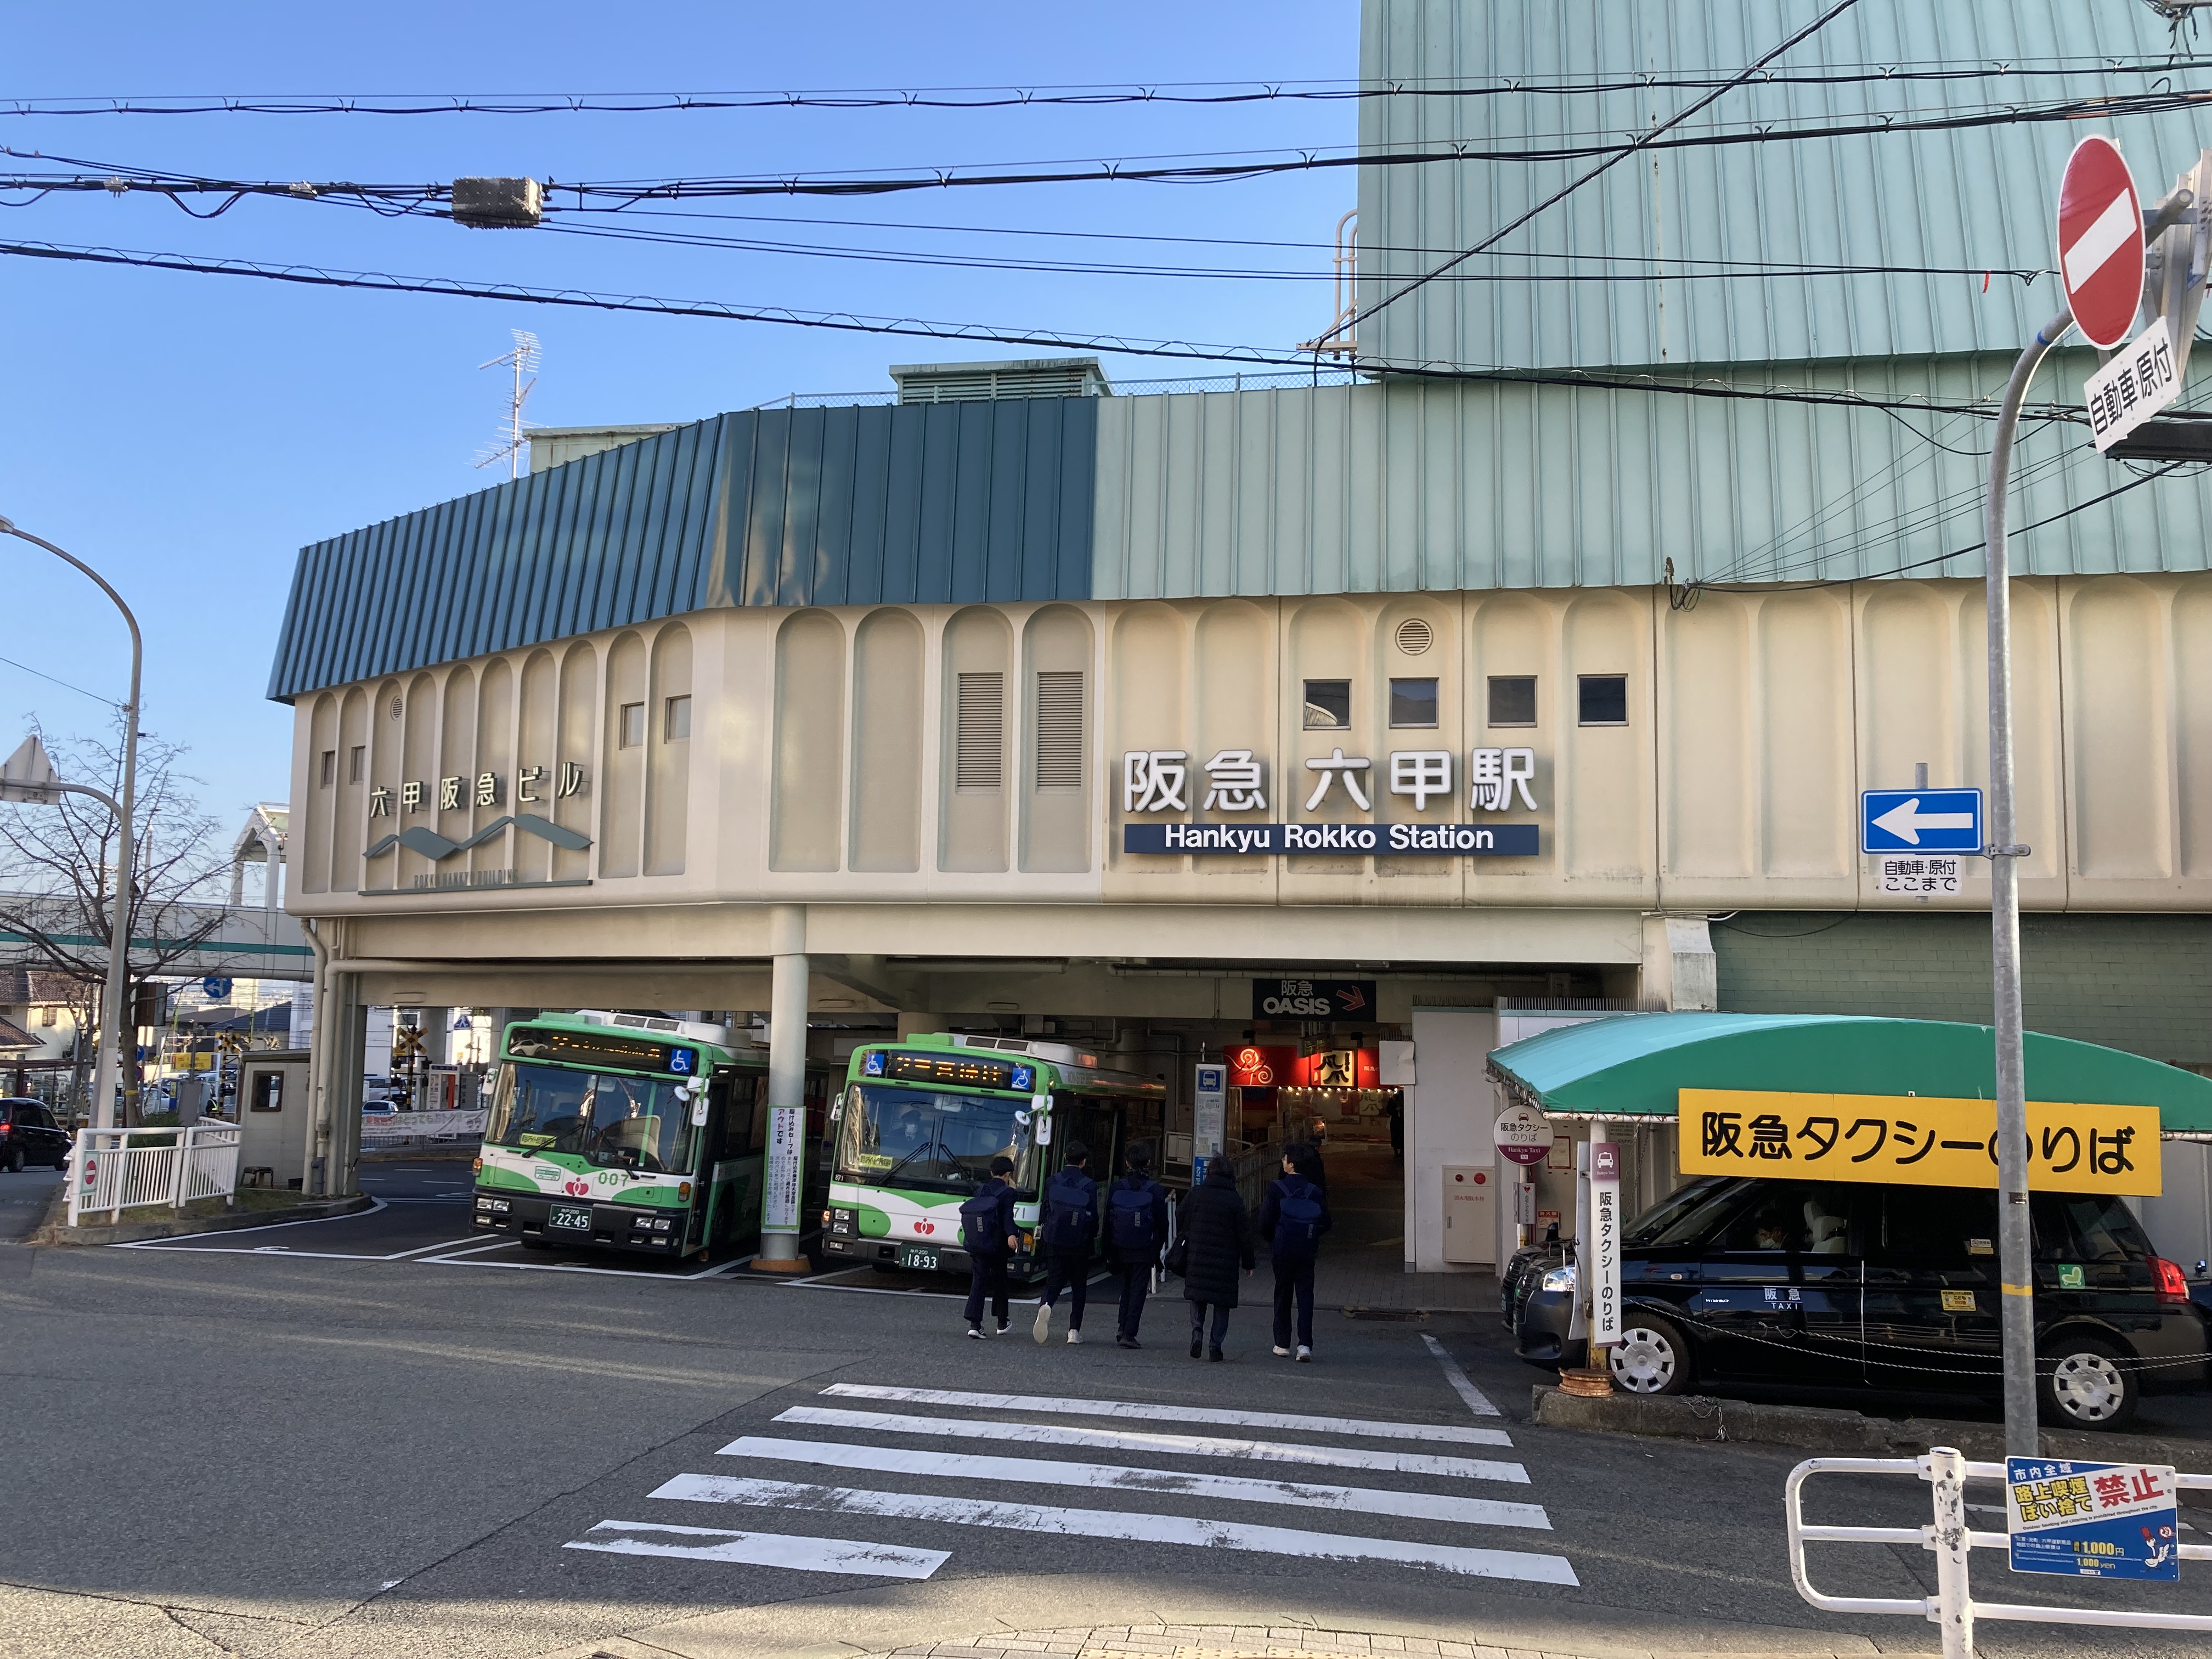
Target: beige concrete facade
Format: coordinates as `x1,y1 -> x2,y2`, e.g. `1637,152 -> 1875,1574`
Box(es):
289,573 -> 2212,959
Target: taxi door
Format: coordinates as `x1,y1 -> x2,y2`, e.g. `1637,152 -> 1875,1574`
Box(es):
1691,1181 -> 1869,1384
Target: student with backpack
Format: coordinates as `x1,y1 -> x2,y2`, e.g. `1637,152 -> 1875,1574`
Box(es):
1102,1147 -> 1169,1348
1173,1157 -> 1255,1361
959,1155 -> 1022,1339
1258,1144 -> 1333,1362
1031,1142 -> 1099,1345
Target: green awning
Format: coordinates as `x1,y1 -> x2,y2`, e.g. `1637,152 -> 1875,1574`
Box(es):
1486,1013 -> 2212,1134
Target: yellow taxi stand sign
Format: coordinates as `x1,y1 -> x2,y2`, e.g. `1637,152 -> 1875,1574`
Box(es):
1678,1088 -> 2160,1197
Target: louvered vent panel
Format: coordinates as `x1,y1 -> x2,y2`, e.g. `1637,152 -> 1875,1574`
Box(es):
955,672 -> 1005,791
1034,670 -> 1085,792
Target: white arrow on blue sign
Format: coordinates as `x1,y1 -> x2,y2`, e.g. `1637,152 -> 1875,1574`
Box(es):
1860,788 -> 1983,855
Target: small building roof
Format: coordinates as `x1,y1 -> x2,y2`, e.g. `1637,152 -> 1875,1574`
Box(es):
1487,1013 -> 2212,1134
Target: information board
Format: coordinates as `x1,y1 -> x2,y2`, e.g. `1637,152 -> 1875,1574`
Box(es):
2007,1457 -> 2179,1580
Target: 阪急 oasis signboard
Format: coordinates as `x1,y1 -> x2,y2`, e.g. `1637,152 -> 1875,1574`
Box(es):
1678,1089 -> 2159,1195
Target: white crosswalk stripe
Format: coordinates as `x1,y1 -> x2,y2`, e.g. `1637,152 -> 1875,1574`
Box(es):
562,1358 -> 1576,1586
819,1382 -> 1511,1442
644,1474 -> 1577,1584
764,1404 -> 1531,1483
702,1437 -> 1554,1529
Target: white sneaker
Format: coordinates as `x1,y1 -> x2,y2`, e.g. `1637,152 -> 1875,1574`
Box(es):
1296,1345 -> 1312,1363
1032,1302 -> 1053,1344
1272,1345 -> 1291,1357
967,1326 -> 984,1340
1066,1329 -> 1084,1345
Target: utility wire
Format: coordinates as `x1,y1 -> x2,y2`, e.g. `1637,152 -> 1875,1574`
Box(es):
0,651 -> 123,707
1346,0 -> 1869,336
12,59 -> 2212,115
12,80 -> 2212,205
0,235 -> 2080,424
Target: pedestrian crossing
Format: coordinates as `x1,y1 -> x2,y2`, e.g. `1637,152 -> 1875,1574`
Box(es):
560,1369 -> 1578,1587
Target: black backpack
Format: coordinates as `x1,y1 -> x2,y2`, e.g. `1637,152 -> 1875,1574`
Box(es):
958,1187 -> 1005,1253
1040,1167 -> 1097,1250
1272,1177 -> 1326,1259
1107,1179 -> 1159,1252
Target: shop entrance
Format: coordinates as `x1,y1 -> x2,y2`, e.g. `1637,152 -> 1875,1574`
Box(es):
1229,1037 -> 1405,1268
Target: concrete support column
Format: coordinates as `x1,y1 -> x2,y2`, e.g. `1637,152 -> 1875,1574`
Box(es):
759,905 -> 809,1267
307,969 -> 367,1198
896,1012 -> 946,1041
1639,914 -> 1718,1011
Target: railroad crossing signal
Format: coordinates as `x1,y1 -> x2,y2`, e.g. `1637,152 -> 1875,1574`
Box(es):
392,1026 -> 425,1059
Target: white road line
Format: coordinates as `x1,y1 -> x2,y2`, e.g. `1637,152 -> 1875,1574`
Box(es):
1420,1334 -> 1501,1417
111,1196 -> 390,1245
782,1278 -> 967,1301
565,1518 -> 946,1578
764,1407 -> 1528,1484
420,1252 -> 752,1282
708,1438 -> 1553,1530
820,1383 -> 1511,1446
415,1238 -> 520,1260
647,1476 -> 1576,1584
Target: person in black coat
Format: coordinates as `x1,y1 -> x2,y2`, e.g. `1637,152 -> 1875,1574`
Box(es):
1176,1157 -> 1254,1361
961,1155 -> 1021,1339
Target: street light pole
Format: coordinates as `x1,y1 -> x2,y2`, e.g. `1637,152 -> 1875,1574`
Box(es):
0,518 -> 142,1131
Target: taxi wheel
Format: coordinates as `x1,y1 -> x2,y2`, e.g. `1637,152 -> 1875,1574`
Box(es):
4,1144 -> 22,1174
1608,1314 -> 1692,1396
2040,1338 -> 2138,1430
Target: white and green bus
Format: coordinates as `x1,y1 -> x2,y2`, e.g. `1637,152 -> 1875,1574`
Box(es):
821,1034 -> 1165,1278
471,1010 -> 832,1261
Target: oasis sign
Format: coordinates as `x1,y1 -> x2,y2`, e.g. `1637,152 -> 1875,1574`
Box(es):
1125,821 -> 1537,856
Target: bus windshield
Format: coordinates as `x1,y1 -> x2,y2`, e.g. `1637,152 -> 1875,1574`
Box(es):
486,1062 -> 698,1175
837,1084 -> 1034,1194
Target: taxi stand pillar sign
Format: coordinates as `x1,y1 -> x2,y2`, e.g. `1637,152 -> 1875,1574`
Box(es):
758,941 -> 809,1267
1588,1141 -> 1622,1349
1493,1104 -> 1550,1251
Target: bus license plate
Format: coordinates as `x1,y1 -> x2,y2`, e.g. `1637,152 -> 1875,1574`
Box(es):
899,1245 -> 939,1271
548,1204 -> 592,1232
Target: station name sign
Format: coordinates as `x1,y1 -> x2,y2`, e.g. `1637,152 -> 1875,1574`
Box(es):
1125,821 -> 1538,856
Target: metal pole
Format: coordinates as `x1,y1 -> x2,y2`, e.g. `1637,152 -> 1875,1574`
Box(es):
1925,1447 -> 1975,1659
1982,309 -> 2069,1459
0,519 -> 143,1131
760,904 -> 808,1267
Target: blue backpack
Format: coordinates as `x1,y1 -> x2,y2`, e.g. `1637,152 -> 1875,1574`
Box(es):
1272,1178 -> 1325,1259
958,1187 -> 1006,1254
1107,1180 -> 1160,1252
1040,1167 -> 1097,1250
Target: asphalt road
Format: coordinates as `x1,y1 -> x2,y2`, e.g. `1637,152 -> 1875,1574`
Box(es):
5,1192 -> 2211,1659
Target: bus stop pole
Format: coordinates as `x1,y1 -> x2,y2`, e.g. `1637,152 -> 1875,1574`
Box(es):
1982,306 -> 2069,1460
760,905 -> 808,1266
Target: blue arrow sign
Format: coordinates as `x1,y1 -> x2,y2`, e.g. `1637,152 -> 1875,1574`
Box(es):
1860,788 -> 1983,854
201,976 -> 232,1002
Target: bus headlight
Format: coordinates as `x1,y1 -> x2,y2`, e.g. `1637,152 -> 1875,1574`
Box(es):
829,1209 -> 857,1236
475,1197 -> 511,1214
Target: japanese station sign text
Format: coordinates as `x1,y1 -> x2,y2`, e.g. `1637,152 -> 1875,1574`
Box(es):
1677,1088 -> 2161,1195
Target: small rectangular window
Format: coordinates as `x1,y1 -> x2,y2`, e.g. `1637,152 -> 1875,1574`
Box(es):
38,1005 -> 57,1028
1578,674 -> 1629,726
318,750 -> 336,787
955,671 -> 1005,791
349,745 -> 366,783
618,702 -> 646,748
1033,669 -> 1084,792
1387,677 -> 1438,729
663,695 -> 692,742
1488,676 -> 1537,727
1302,679 -> 1351,730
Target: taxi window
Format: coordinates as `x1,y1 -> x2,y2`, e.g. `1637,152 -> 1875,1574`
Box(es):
1714,1183 -> 1862,1254
2035,1194 -> 2153,1264
1875,1187 -> 1999,1270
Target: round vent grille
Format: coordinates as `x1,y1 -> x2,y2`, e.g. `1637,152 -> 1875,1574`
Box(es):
388,697 -> 404,721
1395,618 -> 1434,656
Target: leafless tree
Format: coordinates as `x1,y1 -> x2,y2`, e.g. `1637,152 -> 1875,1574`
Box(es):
0,716 -> 227,1120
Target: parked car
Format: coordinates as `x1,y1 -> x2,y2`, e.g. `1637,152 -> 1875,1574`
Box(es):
0,1098 -> 72,1172
1502,1174 -> 2210,1431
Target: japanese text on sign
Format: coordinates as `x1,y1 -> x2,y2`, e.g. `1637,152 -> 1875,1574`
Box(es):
2007,1457 -> 2179,1581
1880,856 -> 1960,895
1677,1089 -> 2161,1195
2084,323 -> 2182,453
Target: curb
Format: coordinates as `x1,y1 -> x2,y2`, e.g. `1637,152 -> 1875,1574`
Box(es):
1531,1383 -> 2212,1480
26,1192 -> 373,1246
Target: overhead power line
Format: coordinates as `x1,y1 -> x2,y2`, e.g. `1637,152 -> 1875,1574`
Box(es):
1348,0 -> 1869,335
12,58 -> 2212,115
10,79 -> 2212,209
0,235 -> 2078,431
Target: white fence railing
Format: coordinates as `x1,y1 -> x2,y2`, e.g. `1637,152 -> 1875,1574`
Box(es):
67,1124 -> 242,1226
1787,1448 -> 2212,1657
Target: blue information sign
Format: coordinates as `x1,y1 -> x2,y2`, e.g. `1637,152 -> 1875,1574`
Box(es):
1859,788 -> 1984,855
201,976 -> 232,1002
1124,821 -> 1539,857
2006,1456 -> 2179,1580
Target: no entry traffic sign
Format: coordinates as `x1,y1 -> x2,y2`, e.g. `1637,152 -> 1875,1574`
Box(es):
2058,136 -> 2145,349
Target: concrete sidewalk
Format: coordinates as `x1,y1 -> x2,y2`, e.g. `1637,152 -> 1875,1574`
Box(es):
852,1627 -> 1600,1659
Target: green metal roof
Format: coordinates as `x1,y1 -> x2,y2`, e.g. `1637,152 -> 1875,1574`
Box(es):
1487,1013 -> 2212,1133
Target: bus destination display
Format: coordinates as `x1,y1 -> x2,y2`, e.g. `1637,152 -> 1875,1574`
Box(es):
505,1025 -> 699,1077
861,1051 -> 1035,1092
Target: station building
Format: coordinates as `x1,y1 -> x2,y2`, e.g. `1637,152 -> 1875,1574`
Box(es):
270,0 -> 2212,1274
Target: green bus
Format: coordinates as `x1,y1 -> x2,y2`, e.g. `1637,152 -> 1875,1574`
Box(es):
821,1034 -> 1166,1278
471,1009 -> 832,1261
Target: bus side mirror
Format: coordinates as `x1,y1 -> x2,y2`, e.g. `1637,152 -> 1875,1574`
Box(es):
689,1098 -> 709,1127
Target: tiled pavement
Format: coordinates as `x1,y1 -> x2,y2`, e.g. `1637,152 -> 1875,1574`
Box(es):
856,1628 -> 1600,1659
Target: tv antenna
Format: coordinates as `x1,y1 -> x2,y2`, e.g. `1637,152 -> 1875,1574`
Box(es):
474,329 -> 541,478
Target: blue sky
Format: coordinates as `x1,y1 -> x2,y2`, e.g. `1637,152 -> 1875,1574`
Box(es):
1,2 -> 1354,837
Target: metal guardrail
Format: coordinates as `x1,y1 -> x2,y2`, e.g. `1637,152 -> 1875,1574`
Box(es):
1786,1448 -> 2212,1656
67,1123 -> 241,1224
